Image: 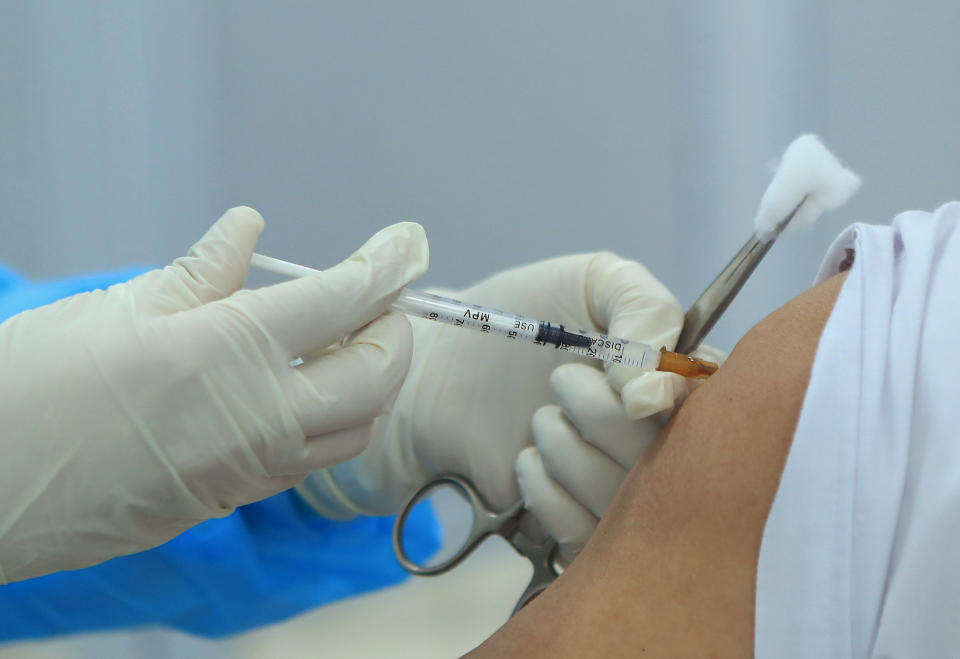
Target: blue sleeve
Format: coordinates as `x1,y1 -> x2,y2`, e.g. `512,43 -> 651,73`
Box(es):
0,264 -> 440,641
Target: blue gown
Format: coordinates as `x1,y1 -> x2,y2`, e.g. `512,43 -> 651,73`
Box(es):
0,263 -> 439,641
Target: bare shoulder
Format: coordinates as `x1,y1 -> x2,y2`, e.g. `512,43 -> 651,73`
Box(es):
671,270 -> 850,468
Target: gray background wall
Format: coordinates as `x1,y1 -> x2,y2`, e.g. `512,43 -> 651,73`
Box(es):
4,2 -> 958,351
1,2 -> 958,656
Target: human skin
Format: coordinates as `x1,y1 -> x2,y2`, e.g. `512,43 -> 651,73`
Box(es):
468,271 -> 849,658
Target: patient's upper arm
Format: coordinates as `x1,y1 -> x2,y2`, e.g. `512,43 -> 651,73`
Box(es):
469,272 -> 849,659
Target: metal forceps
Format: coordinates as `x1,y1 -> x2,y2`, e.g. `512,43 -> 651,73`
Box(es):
393,474 -> 558,615
393,200 -> 806,614
675,198 -> 805,353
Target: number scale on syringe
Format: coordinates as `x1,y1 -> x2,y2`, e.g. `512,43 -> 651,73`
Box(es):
391,289 -> 660,369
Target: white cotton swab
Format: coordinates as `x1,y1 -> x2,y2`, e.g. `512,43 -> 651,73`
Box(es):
674,134 -> 861,353
753,133 -> 861,241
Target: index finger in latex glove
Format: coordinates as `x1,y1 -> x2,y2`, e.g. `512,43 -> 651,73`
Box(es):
165,206 -> 265,306
583,252 -> 683,416
548,363 -> 659,469
130,206 -> 265,313
221,222 -> 428,359
528,364 -> 660,522
515,364 -> 665,563
291,310 -> 413,442
515,446 -> 597,564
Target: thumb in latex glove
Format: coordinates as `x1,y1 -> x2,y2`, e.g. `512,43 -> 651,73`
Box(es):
515,343 -> 726,564
0,207 -> 427,583
296,251 -> 683,519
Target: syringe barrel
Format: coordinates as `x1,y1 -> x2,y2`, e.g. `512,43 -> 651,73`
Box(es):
251,254 -> 684,374
392,289 -> 660,369
391,289 -> 542,342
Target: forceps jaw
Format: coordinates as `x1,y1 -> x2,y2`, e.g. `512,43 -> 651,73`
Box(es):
509,531 -> 559,616
393,474 -> 524,576
674,198 -> 806,354
674,234 -> 774,354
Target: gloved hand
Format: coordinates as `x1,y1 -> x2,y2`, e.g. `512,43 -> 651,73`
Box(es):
0,207 -> 428,583
515,344 -> 726,563
296,252 -> 684,518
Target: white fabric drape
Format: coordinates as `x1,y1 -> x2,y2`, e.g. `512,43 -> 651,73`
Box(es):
758,204 -> 960,658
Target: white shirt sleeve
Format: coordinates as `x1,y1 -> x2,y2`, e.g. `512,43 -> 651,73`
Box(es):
755,202 -> 960,659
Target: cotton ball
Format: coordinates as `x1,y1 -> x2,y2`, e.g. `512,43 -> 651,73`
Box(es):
753,134 -> 861,241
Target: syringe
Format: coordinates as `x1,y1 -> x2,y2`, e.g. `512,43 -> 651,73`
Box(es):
250,253 -> 718,379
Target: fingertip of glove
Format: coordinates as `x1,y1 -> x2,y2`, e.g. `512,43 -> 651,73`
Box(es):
344,311 -> 415,412
348,311 -> 414,368
515,445 -> 541,470
514,446 -> 542,492
621,371 -> 677,420
354,222 -> 430,287
352,308 -> 412,336
549,362 -> 599,389
606,291 -> 684,349
222,205 -> 265,235
531,404 -> 564,439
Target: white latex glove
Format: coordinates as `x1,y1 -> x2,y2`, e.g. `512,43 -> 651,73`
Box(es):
515,344 -> 726,563
0,207 -> 428,583
296,252 -> 683,518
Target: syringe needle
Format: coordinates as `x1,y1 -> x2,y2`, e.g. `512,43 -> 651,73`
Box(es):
250,253 -> 716,379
